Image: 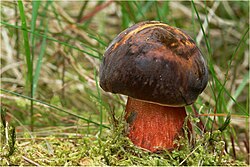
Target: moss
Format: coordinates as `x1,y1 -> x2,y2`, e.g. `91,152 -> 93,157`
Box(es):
0,117 -> 247,166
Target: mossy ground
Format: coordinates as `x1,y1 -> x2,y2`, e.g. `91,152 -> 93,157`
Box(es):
1,116 -> 247,166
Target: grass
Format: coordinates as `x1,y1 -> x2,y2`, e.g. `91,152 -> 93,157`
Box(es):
17,0 -> 33,130
1,1 -> 249,166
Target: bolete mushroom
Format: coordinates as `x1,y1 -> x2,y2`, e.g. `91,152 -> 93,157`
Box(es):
99,21 -> 208,152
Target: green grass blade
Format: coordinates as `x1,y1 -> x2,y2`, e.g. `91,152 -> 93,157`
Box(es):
121,2 -> 130,29
191,3 -> 196,42
191,1 -> 211,55
77,1 -> 89,22
154,1 -> 161,21
31,1 -> 41,57
33,1 -> 52,96
30,1 -> 40,97
0,21 -> 101,60
161,1 -> 170,23
213,75 -> 248,116
88,34 -> 107,47
219,113 -> 231,132
17,0 -> 32,85
33,20 -> 49,95
30,1 -> 41,130
227,71 -> 250,110
133,1 -> 145,20
39,0 -> 53,26
136,1 -> 154,20
18,0 -> 34,130
226,28 -> 249,77
154,1 -> 169,23
0,88 -> 110,129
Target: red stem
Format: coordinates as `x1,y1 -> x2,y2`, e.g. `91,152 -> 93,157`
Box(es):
125,97 -> 187,152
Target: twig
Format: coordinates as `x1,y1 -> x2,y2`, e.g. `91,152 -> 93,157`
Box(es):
1,28 -> 22,80
199,113 -> 247,118
170,1 -> 235,26
179,144 -> 202,166
15,4 -> 20,60
230,134 -> 236,159
222,1 -> 236,18
17,137 -> 85,141
53,2 -> 75,23
196,1 -> 220,45
22,156 -> 40,166
77,1 -> 88,22
79,0 -> 113,23
244,131 -> 249,153
0,61 -> 24,75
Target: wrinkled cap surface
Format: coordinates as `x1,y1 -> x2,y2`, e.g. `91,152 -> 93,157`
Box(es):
99,21 -> 208,106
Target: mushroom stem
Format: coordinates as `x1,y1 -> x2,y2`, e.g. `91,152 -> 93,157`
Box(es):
125,97 -> 187,152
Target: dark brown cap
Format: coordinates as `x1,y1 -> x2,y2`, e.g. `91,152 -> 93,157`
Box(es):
100,21 -> 208,106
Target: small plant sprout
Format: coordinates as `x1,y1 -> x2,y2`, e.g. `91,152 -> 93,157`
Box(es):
100,21 -> 208,152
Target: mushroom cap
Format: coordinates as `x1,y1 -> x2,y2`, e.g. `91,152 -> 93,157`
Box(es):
99,21 -> 208,106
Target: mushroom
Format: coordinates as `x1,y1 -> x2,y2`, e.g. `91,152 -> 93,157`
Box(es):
99,21 -> 208,152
